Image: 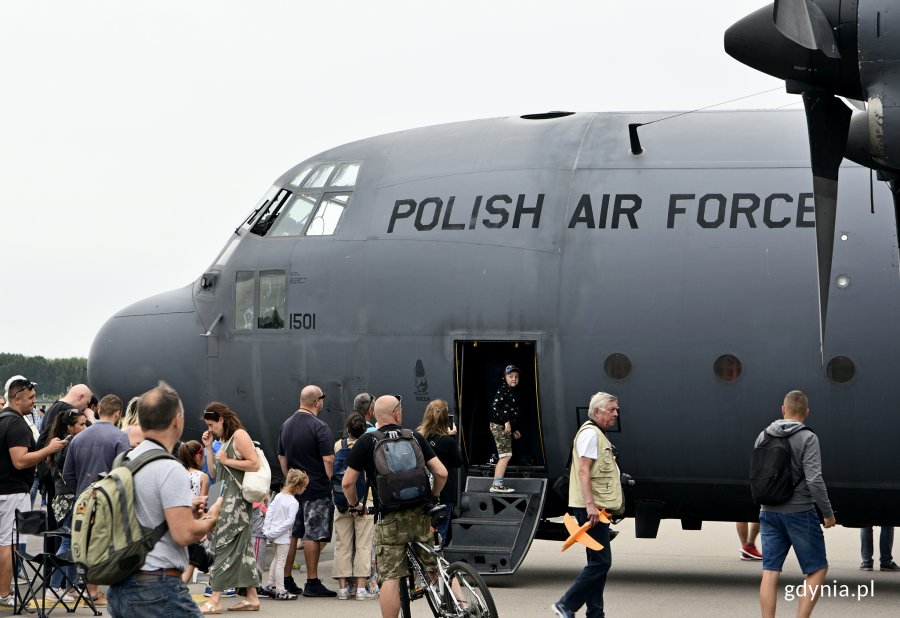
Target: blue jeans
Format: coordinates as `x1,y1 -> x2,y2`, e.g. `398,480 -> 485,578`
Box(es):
436,504 -> 452,547
108,573 -> 200,617
760,509 -> 827,575
860,527 -> 894,566
558,508 -> 611,618
49,514 -> 75,590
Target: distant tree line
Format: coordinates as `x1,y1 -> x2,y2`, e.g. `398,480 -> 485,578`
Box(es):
0,353 -> 87,399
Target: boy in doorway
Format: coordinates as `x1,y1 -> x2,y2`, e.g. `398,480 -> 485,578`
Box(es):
489,365 -> 522,493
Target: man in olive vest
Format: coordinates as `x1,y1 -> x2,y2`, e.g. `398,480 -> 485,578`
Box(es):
552,392 -> 623,618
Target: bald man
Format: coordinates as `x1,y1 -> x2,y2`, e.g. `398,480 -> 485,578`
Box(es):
36,383 -> 93,530
277,384 -> 336,597
342,395 -> 448,618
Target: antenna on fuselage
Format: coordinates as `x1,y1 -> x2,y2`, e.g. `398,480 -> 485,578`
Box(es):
628,123 -> 644,155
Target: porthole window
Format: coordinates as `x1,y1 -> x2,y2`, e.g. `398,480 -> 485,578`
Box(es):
603,353 -> 632,380
826,356 -> 855,384
714,354 -> 742,382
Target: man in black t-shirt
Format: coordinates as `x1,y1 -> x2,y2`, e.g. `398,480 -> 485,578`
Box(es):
342,395 -> 447,618
276,384 -> 336,597
0,378 -> 66,607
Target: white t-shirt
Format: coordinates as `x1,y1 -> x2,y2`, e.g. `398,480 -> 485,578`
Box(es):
574,426 -> 620,475
575,428 -> 599,459
129,440 -> 193,571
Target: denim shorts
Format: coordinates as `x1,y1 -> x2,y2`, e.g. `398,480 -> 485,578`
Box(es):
108,573 -> 200,617
760,509 -> 828,575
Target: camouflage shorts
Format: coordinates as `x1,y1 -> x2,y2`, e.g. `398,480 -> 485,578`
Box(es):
490,422 -> 512,458
292,497 -> 334,541
374,508 -> 435,582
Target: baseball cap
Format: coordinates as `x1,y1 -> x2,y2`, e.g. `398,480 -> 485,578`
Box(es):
504,365 -> 520,375
5,375 -> 37,396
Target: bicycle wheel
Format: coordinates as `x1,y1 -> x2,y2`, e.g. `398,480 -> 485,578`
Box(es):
399,573 -> 413,618
442,562 -> 498,618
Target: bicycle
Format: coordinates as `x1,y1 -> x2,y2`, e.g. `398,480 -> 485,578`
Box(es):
353,503 -> 498,618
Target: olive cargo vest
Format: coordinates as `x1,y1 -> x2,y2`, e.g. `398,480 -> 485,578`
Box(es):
567,420 -> 623,514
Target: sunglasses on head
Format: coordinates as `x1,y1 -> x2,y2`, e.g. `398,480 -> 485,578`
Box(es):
203,410 -> 219,420
9,381 -> 36,401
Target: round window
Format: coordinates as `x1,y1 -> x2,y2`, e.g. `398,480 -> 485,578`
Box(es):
603,353 -> 632,380
714,354 -> 742,382
826,356 -> 855,384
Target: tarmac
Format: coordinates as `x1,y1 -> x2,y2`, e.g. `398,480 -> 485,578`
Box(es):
6,518 -> 899,617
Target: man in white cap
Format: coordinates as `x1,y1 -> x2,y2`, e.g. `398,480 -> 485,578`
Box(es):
0,378 -> 66,606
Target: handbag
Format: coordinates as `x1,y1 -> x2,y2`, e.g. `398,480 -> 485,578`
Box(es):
221,436 -> 271,503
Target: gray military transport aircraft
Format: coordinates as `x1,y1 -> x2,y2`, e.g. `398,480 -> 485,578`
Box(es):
88,2 -> 900,576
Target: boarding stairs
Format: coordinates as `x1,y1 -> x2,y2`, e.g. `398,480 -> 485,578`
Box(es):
443,477 -> 546,576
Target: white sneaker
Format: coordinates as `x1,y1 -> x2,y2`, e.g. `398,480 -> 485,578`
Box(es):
337,588 -> 351,600
53,588 -> 75,603
489,484 -> 514,494
355,589 -> 379,600
0,594 -> 14,607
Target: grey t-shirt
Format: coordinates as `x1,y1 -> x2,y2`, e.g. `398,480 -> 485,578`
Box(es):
129,440 -> 193,571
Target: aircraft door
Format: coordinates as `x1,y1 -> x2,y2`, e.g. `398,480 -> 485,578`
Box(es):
454,340 -> 545,472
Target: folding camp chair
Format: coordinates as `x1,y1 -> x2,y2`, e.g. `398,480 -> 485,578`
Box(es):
13,509 -> 100,617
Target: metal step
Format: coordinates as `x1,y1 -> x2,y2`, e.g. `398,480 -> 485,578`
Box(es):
444,477 -> 546,576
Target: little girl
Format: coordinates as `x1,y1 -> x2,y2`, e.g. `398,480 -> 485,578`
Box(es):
263,469 -> 308,600
178,440 -> 210,584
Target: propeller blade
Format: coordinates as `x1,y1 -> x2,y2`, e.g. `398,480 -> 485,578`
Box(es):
774,0 -> 840,58
802,92 -> 852,344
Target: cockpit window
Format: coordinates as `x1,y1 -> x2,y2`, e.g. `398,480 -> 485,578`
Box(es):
234,271 -> 255,331
330,163 -> 360,188
289,164 -> 315,188
258,270 -> 286,330
234,270 -> 286,331
245,162 -> 361,238
268,194 -> 317,237
306,193 -> 350,236
302,164 -> 336,189
250,188 -> 292,236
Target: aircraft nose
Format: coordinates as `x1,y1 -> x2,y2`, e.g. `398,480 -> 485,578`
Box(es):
725,4 -> 859,97
88,284 -> 207,404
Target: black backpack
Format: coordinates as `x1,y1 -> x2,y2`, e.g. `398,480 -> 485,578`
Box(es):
749,428 -> 810,505
332,437 -> 367,513
372,429 -> 429,513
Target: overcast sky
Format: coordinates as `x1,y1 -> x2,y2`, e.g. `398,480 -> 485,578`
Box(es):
1,1 -> 794,359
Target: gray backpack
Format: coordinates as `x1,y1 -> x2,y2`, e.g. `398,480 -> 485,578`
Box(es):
372,429 -> 429,513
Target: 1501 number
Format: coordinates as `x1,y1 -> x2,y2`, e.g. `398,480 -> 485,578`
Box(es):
289,313 -> 316,330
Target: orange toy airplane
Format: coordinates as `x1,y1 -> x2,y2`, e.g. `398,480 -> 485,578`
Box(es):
560,509 -> 615,552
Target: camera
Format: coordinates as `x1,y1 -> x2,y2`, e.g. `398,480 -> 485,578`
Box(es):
188,542 -> 214,572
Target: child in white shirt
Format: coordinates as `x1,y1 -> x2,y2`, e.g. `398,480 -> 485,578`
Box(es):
263,469 -> 308,600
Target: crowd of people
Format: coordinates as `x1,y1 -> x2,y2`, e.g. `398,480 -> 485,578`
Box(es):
0,375 -> 464,618
6,368 -> 886,618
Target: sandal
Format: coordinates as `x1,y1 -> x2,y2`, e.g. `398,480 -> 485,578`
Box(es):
199,601 -> 222,614
227,600 -> 260,612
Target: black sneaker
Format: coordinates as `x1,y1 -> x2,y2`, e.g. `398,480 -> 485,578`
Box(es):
303,578 -> 337,597
551,601 -> 574,618
284,576 -> 303,596
860,561 -> 874,571
880,561 -> 900,571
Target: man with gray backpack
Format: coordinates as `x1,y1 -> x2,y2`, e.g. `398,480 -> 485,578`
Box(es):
73,382 -> 222,617
752,390 -> 836,618
341,395 -> 447,618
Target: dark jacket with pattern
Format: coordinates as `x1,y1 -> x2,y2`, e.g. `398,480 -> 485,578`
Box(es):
489,383 -> 520,429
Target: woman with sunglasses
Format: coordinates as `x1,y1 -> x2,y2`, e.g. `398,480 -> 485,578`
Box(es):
199,403 -> 261,613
